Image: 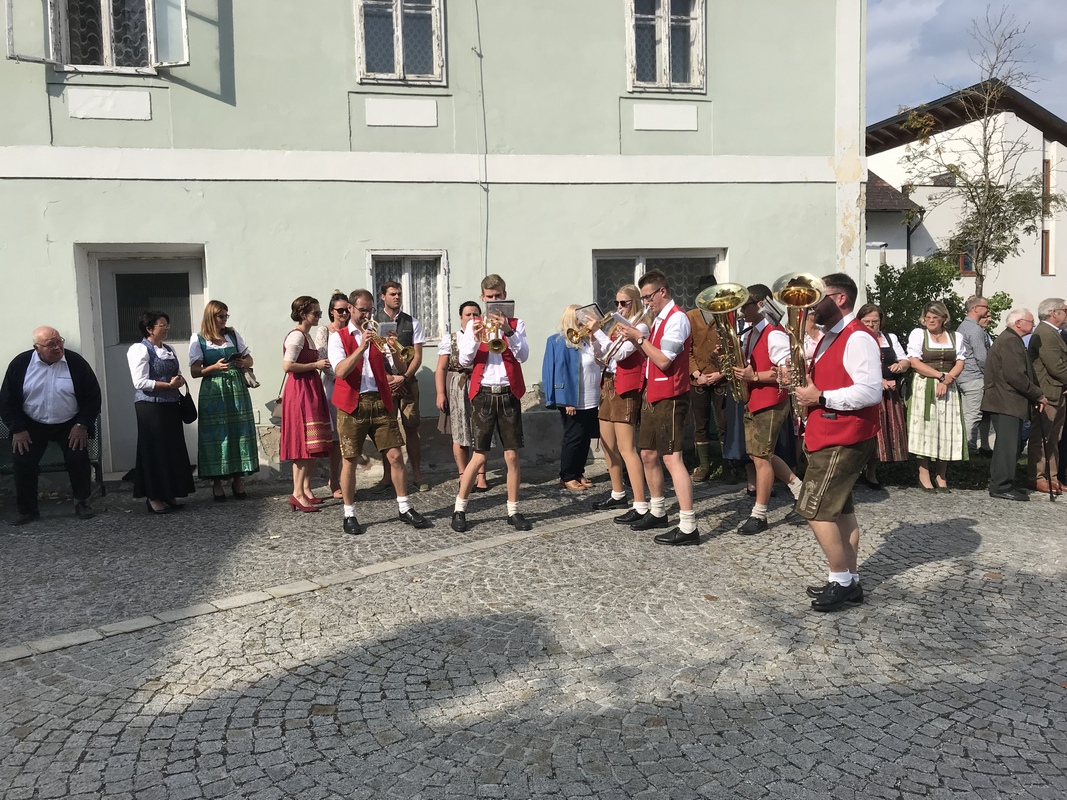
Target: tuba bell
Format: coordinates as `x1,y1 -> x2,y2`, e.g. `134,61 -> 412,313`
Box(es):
771,272 -> 826,424
695,282 -> 750,404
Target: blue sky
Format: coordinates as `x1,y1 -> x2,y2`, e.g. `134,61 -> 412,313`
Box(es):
866,0 -> 1067,123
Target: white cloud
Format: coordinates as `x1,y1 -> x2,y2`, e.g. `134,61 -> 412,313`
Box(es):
868,0 -> 1067,122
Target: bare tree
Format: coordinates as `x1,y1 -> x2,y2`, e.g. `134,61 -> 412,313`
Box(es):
899,6 -> 1066,296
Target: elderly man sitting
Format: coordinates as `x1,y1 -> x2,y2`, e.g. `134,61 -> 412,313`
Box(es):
0,327 -> 102,525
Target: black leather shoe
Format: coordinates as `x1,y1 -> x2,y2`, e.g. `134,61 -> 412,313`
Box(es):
989,489 -> 1029,501
737,516 -> 768,535
631,512 -> 669,531
613,508 -> 644,525
399,508 -> 432,529
811,580 -> 863,611
592,495 -> 629,511
507,513 -> 532,531
343,516 -> 364,535
806,581 -> 864,603
12,511 -> 40,526
146,500 -> 171,516
74,500 -> 95,519
450,511 -> 467,532
653,527 -> 700,546
782,509 -> 806,526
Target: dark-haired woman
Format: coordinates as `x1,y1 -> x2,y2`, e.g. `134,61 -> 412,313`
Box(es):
126,310 -> 196,514
281,297 -> 332,512
315,291 -> 351,499
190,300 -> 259,501
435,301 -> 489,491
857,303 -> 910,488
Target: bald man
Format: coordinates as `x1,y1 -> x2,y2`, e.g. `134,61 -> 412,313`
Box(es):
1,327 -> 101,524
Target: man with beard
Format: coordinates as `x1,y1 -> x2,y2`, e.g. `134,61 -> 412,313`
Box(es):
789,274 -> 882,611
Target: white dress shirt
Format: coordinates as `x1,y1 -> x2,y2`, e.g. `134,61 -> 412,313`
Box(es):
812,313 -> 883,410
328,324 -> 384,394
127,343 -> 180,392
22,351 -> 79,424
457,318 -> 529,386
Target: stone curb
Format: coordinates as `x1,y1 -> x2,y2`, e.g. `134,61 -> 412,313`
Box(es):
0,510 -> 604,665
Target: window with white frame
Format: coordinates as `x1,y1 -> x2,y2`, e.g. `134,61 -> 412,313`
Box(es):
356,0 -> 445,85
5,0 -> 190,71
371,253 -> 444,339
626,0 -> 705,92
594,253 -> 719,314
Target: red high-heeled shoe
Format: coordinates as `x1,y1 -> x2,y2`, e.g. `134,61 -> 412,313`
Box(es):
288,495 -> 320,513
304,495 -> 325,505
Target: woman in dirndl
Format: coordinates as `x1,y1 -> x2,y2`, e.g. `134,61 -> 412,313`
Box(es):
590,284 -> 649,518
126,310 -> 196,514
906,300 -> 968,492
856,303 -> 909,489
280,296 -> 332,512
434,301 -> 489,492
190,300 -> 259,501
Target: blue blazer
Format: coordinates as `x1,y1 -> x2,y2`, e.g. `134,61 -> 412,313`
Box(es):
541,334 -> 581,408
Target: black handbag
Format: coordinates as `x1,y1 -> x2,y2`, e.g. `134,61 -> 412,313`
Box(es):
179,387 -> 198,424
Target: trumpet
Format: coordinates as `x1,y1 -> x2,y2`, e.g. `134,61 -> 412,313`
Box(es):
566,312 -> 613,346
695,282 -> 750,404
596,312 -> 643,367
478,316 -> 508,355
359,319 -> 389,354
771,272 -> 826,424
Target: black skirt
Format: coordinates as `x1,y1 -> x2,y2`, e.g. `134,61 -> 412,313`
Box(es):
133,401 -> 196,500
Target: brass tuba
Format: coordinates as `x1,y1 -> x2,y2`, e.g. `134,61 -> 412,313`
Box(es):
695,282 -> 750,404
771,272 -> 826,424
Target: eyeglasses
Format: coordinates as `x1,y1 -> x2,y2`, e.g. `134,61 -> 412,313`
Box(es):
639,288 -> 663,303
35,338 -> 65,349
215,312 -> 230,319
616,300 -> 632,307
354,306 -> 373,314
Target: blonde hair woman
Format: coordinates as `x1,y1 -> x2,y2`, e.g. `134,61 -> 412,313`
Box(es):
590,284 -> 651,518
190,300 -> 259,501
541,304 -> 606,491
906,300 -> 968,491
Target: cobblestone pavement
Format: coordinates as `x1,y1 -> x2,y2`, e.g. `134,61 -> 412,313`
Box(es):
1,465 -> 1066,798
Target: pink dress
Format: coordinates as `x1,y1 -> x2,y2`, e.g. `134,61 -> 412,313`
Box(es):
280,329 -> 331,460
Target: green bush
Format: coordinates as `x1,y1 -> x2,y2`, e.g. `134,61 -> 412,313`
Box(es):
867,258 -> 965,338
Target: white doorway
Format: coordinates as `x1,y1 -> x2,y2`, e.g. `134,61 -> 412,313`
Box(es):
96,258 -> 205,473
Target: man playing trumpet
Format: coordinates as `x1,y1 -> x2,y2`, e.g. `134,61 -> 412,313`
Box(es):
451,274 -> 532,532
787,273 -> 882,611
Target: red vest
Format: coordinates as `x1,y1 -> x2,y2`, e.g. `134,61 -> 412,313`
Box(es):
614,347 -> 646,395
331,327 -> 395,415
747,323 -> 789,413
468,318 -> 527,400
803,318 -> 880,452
646,304 -> 691,403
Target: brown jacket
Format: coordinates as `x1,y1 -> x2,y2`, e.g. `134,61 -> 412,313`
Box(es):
1028,321 -> 1067,407
687,308 -> 722,383
981,328 -> 1043,420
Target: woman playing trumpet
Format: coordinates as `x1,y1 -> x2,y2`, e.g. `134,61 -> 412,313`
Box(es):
591,285 -> 651,517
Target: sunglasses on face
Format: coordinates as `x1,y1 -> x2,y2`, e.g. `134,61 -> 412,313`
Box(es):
616,300 -> 632,307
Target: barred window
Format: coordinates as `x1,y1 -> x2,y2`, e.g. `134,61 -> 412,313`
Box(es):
7,0 -> 189,71
594,254 -> 719,314
357,0 -> 445,85
627,0 -> 705,92
371,254 -> 444,340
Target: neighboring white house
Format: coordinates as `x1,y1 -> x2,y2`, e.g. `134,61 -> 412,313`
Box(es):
1,0 -> 867,473
866,81 -> 1067,322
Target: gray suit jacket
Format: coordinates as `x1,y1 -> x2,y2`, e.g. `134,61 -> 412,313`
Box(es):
1028,321 -> 1067,406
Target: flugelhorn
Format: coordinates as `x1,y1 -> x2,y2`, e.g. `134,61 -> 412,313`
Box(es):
479,316 -> 508,354
566,312 -> 613,345
359,319 -> 389,353
771,272 -> 826,424
695,282 -> 750,404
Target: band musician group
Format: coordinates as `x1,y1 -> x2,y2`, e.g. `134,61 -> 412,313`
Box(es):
584,269 -> 882,613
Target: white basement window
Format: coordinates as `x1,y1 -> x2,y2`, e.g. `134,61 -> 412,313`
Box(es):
626,0 -> 705,93
356,0 -> 445,85
5,0 -> 189,72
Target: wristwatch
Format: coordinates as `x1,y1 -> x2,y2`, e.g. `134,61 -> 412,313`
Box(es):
635,337 -> 645,346
817,394 -> 827,408
937,372 -> 946,383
